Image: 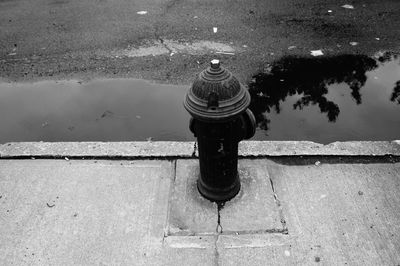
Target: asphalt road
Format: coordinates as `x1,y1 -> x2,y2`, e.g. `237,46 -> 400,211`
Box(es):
0,0 -> 399,84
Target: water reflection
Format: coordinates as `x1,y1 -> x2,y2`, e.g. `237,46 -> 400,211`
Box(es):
391,80 -> 400,104
0,79 -> 193,143
0,54 -> 398,144
248,54 -> 400,142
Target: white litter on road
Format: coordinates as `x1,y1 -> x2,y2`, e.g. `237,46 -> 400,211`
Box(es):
310,50 -> 324,56
288,46 -> 296,50
349,42 -> 358,46
137,11 -> 148,15
213,27 -> 218,33
341,4 -> 354,9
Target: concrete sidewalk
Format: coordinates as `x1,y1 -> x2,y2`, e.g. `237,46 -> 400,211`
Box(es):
0,141 -> 399,265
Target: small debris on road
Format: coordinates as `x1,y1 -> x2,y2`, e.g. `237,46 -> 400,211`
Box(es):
315,161 -> 321,166
350,42 -> 358,46
137,11 -> 148,15
375,37 -> 380,41
311,50 -> 323,56
65,157 -> 69,161
284,250 -> 290,257
213,27 -> 218,33
341,4 -> 354,9
41,122 -> 49,128
288,46 -> 296,50
328,10 -> 333,13
46,203 -> 55,208
136,115 -> 141,119
358,190 -> 364,195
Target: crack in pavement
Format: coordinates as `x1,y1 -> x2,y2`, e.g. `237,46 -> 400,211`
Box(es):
158,38 -> 175,55
269,177 -> 288,234
213,202 -> 224,266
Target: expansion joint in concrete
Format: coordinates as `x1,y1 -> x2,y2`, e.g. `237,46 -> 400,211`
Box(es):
269,176 -> 288,234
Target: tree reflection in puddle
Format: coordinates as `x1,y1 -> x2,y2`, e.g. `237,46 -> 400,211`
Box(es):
248,53 -> 400,142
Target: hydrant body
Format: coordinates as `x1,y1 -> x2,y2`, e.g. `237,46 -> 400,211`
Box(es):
184,60 -> 256,202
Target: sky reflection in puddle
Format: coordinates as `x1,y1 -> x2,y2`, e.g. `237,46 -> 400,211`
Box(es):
0,79 -> 192,143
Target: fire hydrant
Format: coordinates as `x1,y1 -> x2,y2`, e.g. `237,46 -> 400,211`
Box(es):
183,59 -> 256,202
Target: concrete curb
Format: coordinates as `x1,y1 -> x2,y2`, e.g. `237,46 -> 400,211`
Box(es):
0,141 -> 399,158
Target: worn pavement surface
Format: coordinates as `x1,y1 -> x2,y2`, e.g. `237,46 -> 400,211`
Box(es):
1,141 -> 400,265
1,0 -> 400,83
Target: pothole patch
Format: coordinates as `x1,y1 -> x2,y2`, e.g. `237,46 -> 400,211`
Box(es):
110,39 -> 238,58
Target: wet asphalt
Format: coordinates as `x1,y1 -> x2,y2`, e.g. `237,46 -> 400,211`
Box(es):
0,0 -> 399,84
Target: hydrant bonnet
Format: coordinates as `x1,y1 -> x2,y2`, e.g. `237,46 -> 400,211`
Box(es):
184,60 -> 251,121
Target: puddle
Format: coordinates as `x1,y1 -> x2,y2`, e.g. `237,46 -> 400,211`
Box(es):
248,53 -> 400,143
0,79 -> 193,143
0,53 -> 398,144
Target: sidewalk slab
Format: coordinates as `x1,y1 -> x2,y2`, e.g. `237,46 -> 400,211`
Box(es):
267,159 -> 400,265
220,160 -> 284,233
1,141 -> 400,265
0,159 -> 173,265
167,159 -> 217,235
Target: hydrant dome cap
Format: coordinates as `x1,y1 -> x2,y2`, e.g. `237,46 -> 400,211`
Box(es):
184,60 -> 251,121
